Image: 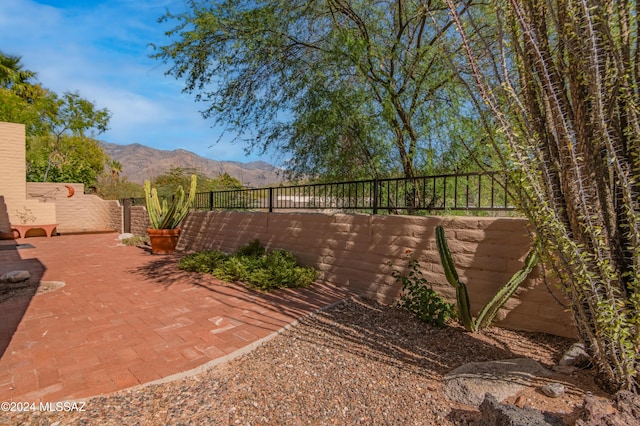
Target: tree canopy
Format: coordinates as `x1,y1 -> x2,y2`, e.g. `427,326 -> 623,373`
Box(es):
149,167 -> 243,199
153,0 -> 494,180
0,50 -> 112,187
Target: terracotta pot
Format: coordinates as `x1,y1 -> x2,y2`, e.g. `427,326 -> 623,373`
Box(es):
147,228 -> 181,254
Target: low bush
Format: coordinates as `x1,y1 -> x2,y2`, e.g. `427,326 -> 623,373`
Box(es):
178,250 -> 229,274
178,240 -> 317,291
393,254 -> 455,327
121,235 -> 150,246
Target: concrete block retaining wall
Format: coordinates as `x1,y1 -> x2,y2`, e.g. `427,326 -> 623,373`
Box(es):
169,210 -> 575,338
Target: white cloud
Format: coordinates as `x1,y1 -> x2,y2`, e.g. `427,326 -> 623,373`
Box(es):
0,0 -> 267,163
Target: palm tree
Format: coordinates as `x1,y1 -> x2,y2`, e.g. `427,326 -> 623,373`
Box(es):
109,160 -> 122,180
0,51 -> 36,95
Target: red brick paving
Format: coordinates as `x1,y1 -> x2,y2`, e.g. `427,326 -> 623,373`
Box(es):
0,233 -> 354,402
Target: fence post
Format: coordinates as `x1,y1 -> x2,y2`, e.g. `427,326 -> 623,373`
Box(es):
268,187 -> 274,213
123,198 -> 132,233
209,191 -> 214,210
372,179 -> 379,215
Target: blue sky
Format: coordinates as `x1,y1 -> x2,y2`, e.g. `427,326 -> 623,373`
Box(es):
0,0 -> 270,164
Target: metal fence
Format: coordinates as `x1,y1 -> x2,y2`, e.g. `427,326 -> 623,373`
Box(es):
188,171 -> 515,214
125,171 -> 515,215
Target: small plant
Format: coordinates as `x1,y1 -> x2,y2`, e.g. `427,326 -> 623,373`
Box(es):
121,235 -> 149,246
436,225 -> 539,332
144,174 -> 197,229
235,239 -> 266,257
393,252 -> 455,327
178,240 -> 317,291
178,250 -> 229,273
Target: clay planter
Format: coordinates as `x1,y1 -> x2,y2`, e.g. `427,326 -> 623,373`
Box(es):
147,228 -> 181,254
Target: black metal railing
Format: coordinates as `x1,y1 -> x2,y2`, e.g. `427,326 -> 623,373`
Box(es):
189,171 -> 515,214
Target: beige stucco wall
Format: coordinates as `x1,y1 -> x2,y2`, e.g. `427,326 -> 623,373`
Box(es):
174,210 -> 575,338
0,122 -> 56,233
25,183 -> 121,234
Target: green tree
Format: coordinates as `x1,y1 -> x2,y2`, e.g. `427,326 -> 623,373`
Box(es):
0,86 -> 54,136
27,134 -> 109,186
447,0 -> 640,392
108,160 -> 123,180
151,167 -> 243,198
0,51 -> 36,95
0,50 -> 113,188
208,172 -> 242,190
0,51 -> 55,136
153,0 -> 492,181
151,167 -> 203,198
95,176 -> 144,200
39,91 -> 111,182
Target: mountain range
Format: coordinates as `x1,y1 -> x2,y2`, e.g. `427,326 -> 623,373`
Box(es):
100,142 -> 284,187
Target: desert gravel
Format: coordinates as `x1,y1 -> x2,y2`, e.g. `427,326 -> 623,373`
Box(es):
2,297 -> 602,425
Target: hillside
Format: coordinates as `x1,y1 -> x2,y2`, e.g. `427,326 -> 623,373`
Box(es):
100,142 -> 283,187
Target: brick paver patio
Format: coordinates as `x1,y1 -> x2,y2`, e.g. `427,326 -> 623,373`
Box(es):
0,233 -> 353,402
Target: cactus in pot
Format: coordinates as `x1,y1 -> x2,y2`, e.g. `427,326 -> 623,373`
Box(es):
144,175 -> 197,254
145,174 -> 197,229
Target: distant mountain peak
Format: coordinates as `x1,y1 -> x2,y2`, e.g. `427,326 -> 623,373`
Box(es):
100,141 -> 283,187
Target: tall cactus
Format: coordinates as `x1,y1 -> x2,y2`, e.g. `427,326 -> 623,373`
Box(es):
435,225 -> 539,332
144,175 -> 197,229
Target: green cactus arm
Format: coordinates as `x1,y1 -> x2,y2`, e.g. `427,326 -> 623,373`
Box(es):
145,181 -> 163,229
159,185 -> 185,229
436,226 -> 461,289
171,175 -> 197,228
145,175 -> 197,229
435,225 -> 475,332
455,281 -> 477,332
474,247 -> 539,331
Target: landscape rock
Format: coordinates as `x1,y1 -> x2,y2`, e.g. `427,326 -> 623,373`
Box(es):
559,342 -> 592,368
443,358 -> 553,406
542,383 -> 565,398
0,270 -> 31,283
118,233 -> 135,240
476,393 -> 564,426
615,390 -> 640,420
552,365 -> 578,374
575,391 -> 640,426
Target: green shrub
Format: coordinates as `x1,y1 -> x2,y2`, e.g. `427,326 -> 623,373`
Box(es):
234,239 -> 266,257
249,249 -> 317,290
214,256 -> 250,282
178,240 -> 317,291
178,250 -> 229,274
121,235 -> 149,246
393,256 -> 455,327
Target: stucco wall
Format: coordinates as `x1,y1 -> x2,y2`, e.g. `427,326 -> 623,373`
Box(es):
0,122 -> 56,233
174,210 -> 575,338
26,183 -> 121,234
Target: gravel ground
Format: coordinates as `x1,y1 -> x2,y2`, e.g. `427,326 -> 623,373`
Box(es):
2,297 -> 606,425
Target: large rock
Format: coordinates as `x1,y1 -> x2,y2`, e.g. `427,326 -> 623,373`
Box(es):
541,383 -> 565,398
576,391 -> 640,426
477,393 -> 564,426
559,343 -> 592,368
443,358 -> 553,406
0,270 -> 31,283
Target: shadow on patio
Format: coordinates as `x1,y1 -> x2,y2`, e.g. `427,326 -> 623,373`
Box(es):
0,240 -> 45,359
